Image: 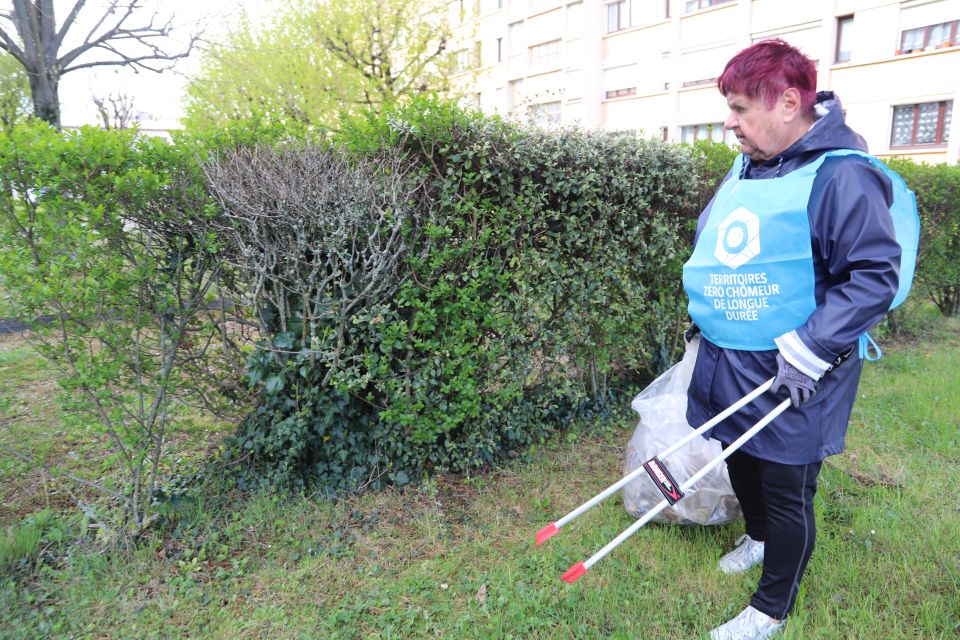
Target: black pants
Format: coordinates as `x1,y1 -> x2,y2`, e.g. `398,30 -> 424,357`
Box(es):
724,448 -> 823,620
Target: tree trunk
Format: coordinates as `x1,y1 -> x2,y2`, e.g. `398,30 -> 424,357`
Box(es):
28,70 -> 60,128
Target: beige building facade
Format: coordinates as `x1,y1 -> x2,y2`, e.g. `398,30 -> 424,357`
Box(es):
452,0 -> 960,163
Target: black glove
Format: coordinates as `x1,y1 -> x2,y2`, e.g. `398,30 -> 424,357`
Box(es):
771,353 -> 819,408
684,322 -> 701,343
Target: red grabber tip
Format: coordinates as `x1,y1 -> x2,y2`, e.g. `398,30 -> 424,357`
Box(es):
561,561 -> 587,583
535,523 -> 559,546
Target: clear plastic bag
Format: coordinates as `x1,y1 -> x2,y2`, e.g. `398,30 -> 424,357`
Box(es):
622,336 -> 741,525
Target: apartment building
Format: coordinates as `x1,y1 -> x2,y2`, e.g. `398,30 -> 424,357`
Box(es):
451,0 -> 960,163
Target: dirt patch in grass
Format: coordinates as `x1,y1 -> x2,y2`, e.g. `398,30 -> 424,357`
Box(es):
826,449 -> 904,488
0,332 -> 79,525
0,332 -> 236,528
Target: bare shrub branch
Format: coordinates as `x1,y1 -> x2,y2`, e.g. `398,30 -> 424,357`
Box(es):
203,145 -> 434,383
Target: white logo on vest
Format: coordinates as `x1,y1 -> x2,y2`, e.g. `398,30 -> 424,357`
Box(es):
714,206 -> 761,270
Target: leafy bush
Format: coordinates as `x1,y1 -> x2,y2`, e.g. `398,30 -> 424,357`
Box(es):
885,158 -> 960,317
0,104 -> 709,499
0,122 -> 238,541
208,99 -> 701,491
688,139 -> 739,215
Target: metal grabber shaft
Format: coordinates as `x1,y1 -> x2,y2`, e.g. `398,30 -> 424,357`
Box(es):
560,397 -> 791,583
535,378 -> 775,546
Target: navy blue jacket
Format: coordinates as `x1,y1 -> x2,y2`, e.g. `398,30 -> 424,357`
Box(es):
686,92 -> 902,464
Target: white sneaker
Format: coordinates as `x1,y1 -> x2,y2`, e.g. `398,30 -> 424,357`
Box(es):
719,534 -> 765,574
710,605 -> 784,640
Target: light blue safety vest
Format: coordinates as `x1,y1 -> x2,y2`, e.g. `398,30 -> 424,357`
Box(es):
683,149 -> 919,352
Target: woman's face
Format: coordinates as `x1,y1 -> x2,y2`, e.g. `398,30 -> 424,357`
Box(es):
723,91 -> 791,162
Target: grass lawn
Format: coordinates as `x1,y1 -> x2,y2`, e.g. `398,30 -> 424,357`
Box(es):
0,336 -> 68,524
1,321 -> 958,639
0,333 -> 232,528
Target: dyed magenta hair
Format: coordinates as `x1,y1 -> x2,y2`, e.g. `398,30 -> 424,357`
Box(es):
717,39 -> 817,117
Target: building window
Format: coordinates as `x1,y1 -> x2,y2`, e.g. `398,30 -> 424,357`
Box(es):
497,36 -> 503,62
891,101 -> 952,148
665,0 -> 670,19
508,79 -> 524,110
681,123 -> 737,145
508,21 -> 524,55
453,43 -> 481,73
460,92 -> 482,110
682,77 -> 716,88
529,39 -> 562,66
606,0 -> 629,34
604,63 -> 636,99
529,101 -> 561,125
498,0 -> 504,8
679,44 -> 734,88
898,20 -> 959,54
453,48 -> 471,73
835,15 -> 853,63
684,0 -> 733,13
605,87 -> 636,99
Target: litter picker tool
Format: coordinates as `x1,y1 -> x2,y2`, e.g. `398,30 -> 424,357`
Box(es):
534,377 -> 796,583
535,377 -> 776,547
558,397 -> 790,583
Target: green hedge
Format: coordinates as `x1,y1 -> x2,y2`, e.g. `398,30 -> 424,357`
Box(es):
215,100 -> 702,491
884,157 -> 960,317
688,139 -> 739,214
8,109 -> 956,499
0,121 -> 236,537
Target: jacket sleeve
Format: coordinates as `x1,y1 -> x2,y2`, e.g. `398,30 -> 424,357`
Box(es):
774,156 -> 901,379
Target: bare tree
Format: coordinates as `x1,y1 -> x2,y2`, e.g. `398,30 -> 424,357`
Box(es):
0,1 -> 199,128
184,0 -> 458,130
92,90 -> 132,129
315,0 -> 454,110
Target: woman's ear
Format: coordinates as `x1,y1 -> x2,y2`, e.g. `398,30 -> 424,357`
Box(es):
780,87 -> 804,123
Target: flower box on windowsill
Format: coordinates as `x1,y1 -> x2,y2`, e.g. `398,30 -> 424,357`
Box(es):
896,45 -> 954,55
